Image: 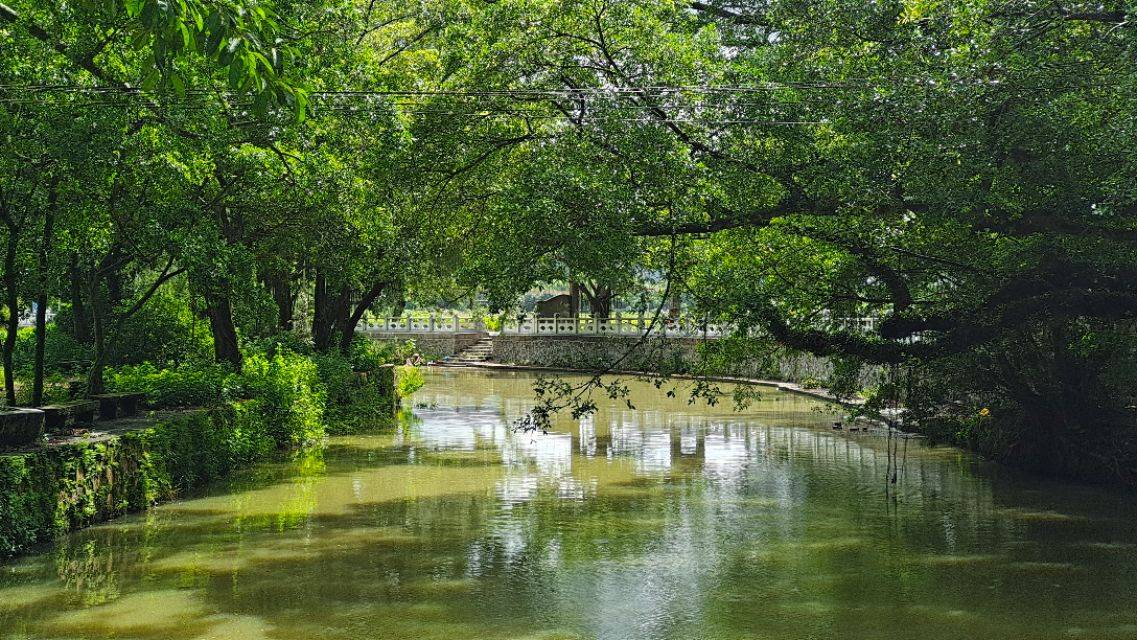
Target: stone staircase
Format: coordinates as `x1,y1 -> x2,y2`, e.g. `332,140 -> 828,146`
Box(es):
451,337 -> 494,365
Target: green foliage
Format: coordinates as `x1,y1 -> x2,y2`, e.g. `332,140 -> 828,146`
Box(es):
313,351 -> 355,407
825,357 -> 866,403
0,453 -> 62,555
107,292 -> 212,366
482,313 -> 504,332
0,405 -> 286,558
396,365 -> 425,398
225,351 -> 326,447
359,336 -> 409,369
107,343 -> 362,441
106,361 -> 226,408
247,331 -> 318,359
12,325 -> 92,376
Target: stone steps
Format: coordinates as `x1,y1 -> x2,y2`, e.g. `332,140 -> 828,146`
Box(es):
451,338 -> 494,364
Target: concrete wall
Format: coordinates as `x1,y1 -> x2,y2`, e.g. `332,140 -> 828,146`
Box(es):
490,334 -> 881,388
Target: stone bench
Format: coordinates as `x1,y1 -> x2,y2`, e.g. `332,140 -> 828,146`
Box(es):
40,400 -> 98,432
90,392 -> 146,421
0,408 -> 45,447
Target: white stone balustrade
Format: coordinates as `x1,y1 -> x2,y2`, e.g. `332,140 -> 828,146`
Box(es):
357,313 -> 882,339
357,313 -> 734,338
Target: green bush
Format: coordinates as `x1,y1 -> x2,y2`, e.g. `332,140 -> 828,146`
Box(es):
313,351 -> 355,406
106,290 -> 213,367
11,325 -> 92,376
106,361 -> 226,408
225,351 -> 325,447
346,335 -> 406,370
396,365 -> 425,398
247,331 -> 317,358
482,313 -> 504,332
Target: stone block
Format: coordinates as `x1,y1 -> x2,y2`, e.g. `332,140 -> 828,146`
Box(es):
0,408 -> 45,447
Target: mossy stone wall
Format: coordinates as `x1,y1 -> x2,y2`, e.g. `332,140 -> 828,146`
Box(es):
0,406 -> 259,558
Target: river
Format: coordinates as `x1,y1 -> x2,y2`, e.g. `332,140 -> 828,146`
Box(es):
2,368 -> 1137,639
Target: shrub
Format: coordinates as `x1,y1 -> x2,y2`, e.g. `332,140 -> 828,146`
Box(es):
346,335 -> 405,371
247,331 -> 316,358
106,361 -> 226,408
396,365 -> 425,398
482,313 -> 504,332
225,400 -> 277,465
313,351 -> 355,406
225,351 -> 325,448
107,290 -> 213,367
12,325 -> 92,376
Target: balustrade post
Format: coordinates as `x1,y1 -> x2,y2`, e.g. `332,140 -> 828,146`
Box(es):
616,311 -> 622,335
638,310 -> 646,335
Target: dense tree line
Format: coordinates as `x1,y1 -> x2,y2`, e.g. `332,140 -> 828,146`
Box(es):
0,0 -> 463,398
3,0 -> 1135,483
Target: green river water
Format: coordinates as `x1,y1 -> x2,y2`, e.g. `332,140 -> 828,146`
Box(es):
3,368 -> 1137,640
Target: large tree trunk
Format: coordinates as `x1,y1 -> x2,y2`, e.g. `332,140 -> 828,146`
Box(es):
338,280 -> 387,355
86,273 -> 107,395
582,283 -> 613,320
265,269 -> 294,331
569,281 -> 581,317
313,272 -> 332,351
313,272 -> 350,352
31,206 -> 54,406
205,291 -> 241,369
2,227 -> 18,406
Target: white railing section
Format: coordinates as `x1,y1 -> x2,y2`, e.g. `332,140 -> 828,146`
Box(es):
359,314 -> 487,335
357,313 -> 891,340
358,313 -> 732,338
509,313 -> 731,338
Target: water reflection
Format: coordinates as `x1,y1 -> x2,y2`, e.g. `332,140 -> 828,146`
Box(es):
2,367 -> 1137,640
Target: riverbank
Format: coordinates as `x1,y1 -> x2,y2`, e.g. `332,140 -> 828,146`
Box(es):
0,356 -> 403,558
0,405 -> 280,558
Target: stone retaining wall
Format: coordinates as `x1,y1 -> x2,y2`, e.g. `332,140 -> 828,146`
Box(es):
491,335 -> 881,388
370,332 -> 488,358
2,407 -> 263,558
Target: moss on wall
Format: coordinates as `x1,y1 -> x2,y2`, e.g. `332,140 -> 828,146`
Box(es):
0,405 -> 279,558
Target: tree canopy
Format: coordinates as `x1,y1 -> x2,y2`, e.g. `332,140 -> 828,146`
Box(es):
2,0 -> 1136,481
